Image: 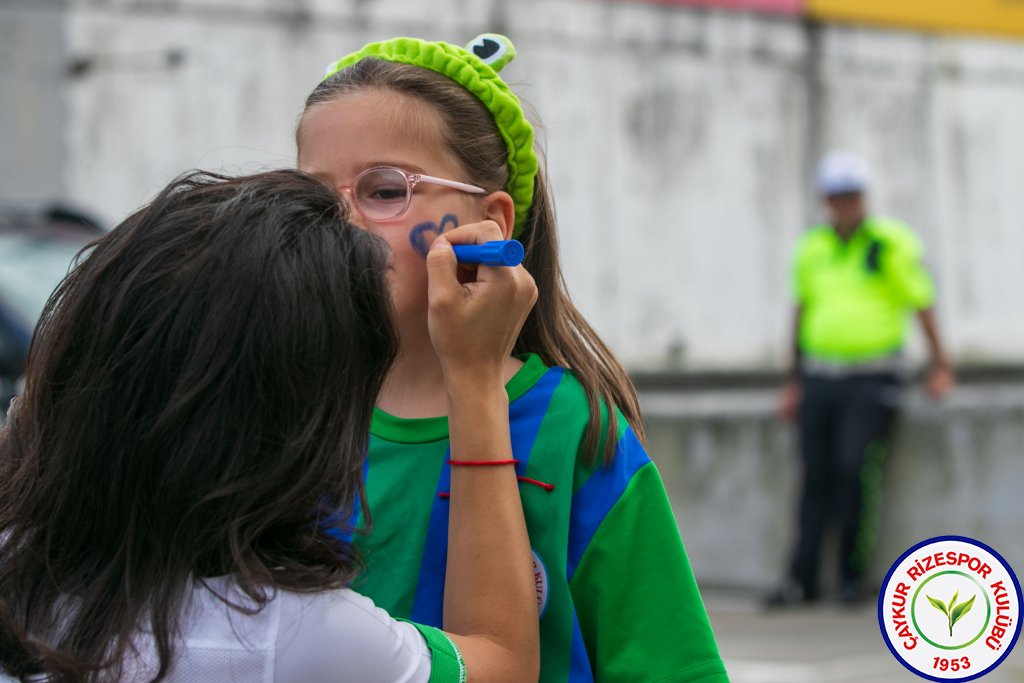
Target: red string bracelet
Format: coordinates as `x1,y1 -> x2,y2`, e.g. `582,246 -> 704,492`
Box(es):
438,475 -> 556,499
516,475 -> 556,492
446,459 -> 520,466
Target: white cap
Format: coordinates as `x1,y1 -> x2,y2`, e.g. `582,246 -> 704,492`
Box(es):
816,151 -> 870,196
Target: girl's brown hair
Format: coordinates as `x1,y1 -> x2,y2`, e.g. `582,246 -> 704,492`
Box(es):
0,169 -> 397,681
300,58 -> 644,465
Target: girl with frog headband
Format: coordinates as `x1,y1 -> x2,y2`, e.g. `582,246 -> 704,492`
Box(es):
297,34 -> 729,682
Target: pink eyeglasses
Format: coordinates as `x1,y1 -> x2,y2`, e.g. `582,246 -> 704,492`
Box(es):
337,166 -> 486,221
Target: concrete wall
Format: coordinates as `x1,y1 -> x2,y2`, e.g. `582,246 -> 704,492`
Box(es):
0,1 -> 68,209
4,0 -> 1020,372
3,0 -> 1022,593
644,383 -> 1024,591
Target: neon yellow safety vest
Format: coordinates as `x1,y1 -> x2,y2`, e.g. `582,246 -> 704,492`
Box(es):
792,216 -> 935,362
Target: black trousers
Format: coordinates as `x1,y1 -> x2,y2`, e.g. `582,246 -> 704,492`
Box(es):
790,372 -> 901,595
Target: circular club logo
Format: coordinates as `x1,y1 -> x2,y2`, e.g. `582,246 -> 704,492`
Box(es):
532,548 -> 549,618
879,536 -> 1021,681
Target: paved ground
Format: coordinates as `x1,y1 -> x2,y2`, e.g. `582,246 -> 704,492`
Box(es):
704,590 -> 1024,683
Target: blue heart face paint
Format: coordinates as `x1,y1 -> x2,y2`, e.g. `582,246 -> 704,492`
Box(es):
409,213 -> 459,258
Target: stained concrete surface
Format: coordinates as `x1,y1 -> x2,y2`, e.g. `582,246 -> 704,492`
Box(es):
705,589 -> 1024,683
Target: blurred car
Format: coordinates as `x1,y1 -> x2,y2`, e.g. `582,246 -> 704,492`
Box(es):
0,205 -> 103,413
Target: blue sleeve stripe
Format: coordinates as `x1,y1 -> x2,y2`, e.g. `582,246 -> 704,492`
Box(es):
568,607 -> 596,682
409,365 -> 564,627
566,427 -> 650,581
509,366 -> 563,471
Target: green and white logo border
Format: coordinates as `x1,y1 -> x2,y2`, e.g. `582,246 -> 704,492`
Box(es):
878,536 -> 1021,681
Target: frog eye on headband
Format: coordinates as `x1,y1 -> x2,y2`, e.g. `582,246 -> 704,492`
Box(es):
466,33 -> 515,72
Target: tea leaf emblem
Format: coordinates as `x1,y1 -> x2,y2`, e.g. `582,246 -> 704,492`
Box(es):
927,590 -> 976,637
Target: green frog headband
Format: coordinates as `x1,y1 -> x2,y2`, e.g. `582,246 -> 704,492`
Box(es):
322,34 -> 538,237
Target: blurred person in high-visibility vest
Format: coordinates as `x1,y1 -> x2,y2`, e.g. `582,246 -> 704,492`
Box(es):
765,151 -> 955,608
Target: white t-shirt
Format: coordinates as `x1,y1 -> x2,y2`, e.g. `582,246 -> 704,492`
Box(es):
152,577 -> 436,682
2,578 -> 462,683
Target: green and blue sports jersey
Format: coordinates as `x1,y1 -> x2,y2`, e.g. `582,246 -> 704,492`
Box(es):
342,353 -> 729,683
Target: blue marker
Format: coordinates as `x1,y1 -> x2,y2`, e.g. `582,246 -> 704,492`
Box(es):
452,240 -> 524,266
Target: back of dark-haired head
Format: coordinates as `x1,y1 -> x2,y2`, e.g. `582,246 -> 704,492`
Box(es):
0,169 -> 397,681
300,58 -> 644,465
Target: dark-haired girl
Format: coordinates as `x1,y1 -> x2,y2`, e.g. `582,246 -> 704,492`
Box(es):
0,169 -> 539,682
